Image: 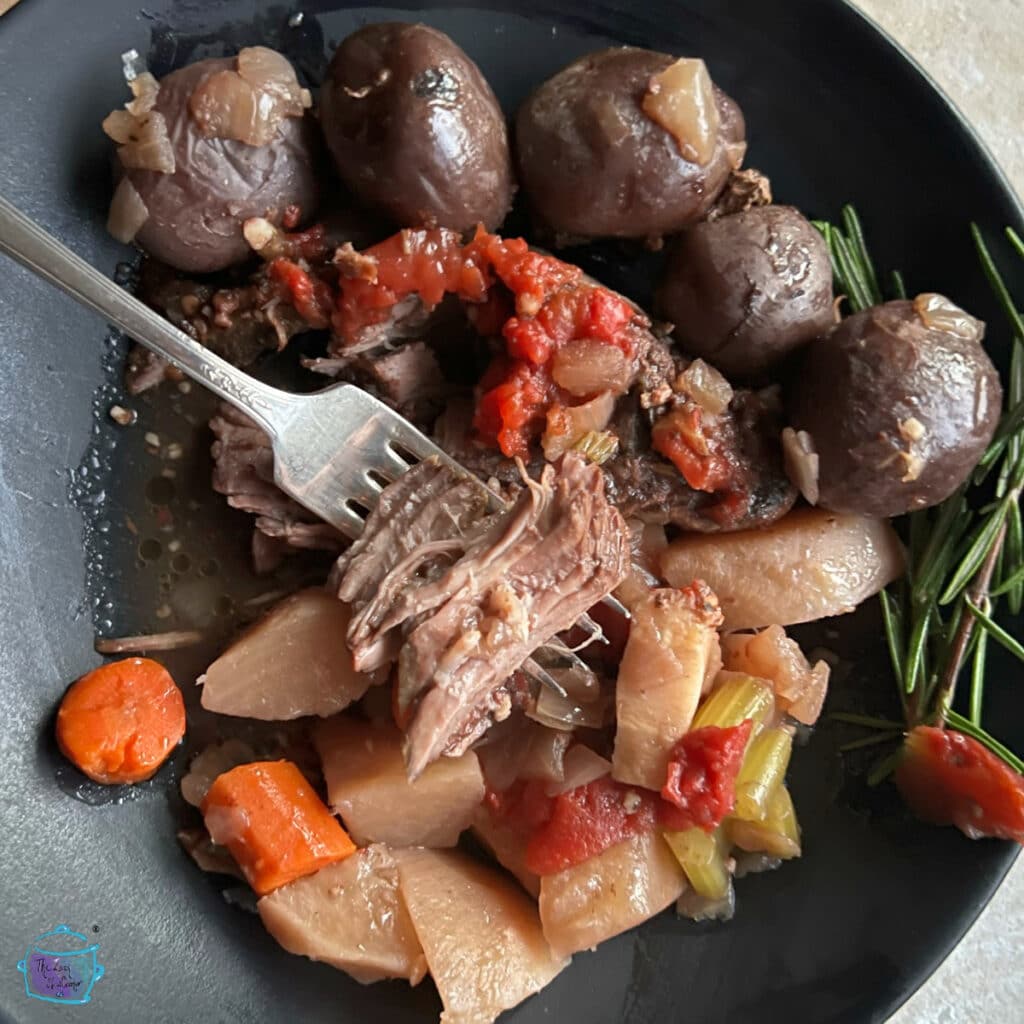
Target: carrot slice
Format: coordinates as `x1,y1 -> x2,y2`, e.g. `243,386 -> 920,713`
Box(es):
202,761 -> 356,895
56,657 -> 186,785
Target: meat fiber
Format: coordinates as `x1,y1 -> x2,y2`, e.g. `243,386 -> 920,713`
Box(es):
209,403 -> 346,566
604,386 -> 796,531
334,452 -> 630,777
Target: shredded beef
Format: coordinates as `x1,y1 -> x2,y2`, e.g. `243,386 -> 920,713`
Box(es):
334,453 -> 629,778
209,403 -> 346,568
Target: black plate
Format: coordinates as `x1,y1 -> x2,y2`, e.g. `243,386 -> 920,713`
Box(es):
1,2 -> 1023,1022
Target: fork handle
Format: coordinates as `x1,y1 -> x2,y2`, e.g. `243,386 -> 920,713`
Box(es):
0,194 -> 298,438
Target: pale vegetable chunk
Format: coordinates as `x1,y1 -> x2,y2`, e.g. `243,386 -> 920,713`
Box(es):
201,589 -> 374,719
613,584 -> 723,789
539,832 -> 685,958
314,717 -> 484,848
396,848 -> 568,1024
659,508 -> 904,630
471,806 -> 540,898
258,844 -> 427,985
721,625 -> 830,725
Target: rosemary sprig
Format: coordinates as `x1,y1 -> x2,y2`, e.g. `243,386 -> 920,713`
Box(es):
815,210 -> 1024,774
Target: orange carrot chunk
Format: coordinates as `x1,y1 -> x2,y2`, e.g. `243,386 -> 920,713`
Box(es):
56,657 -> 186,785
202,761 -> 356,895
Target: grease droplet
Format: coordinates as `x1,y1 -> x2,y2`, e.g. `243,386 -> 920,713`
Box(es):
139,538 -> 162,562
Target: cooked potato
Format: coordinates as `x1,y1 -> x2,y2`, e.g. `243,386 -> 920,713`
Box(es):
515,47 -> 744,242
539,832 -> 685,958
258,844 -> 427,985
659,507 -> 904,630
613,586 -> 722,790
106,52 -> 319,272
471,806 -> 540,899
788,296 -> 1001,517
313,717 -> 484,847
320,23 -> 514,231
658,205 -> 834,378
200,589 -> 374,720
396,848 -> 568,1023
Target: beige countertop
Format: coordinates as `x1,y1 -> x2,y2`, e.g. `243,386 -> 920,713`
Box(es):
853,3 -> 1024,1022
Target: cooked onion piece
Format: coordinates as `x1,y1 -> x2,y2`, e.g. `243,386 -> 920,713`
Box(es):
642,57 -> 721,165
547,744 -> 612,796
660,507 -> 905,630
106,177 -> 149,243
542,391 -> 616,460
551,340 -> 631,396
781,426 -> 820,505
190,45 -> 312,146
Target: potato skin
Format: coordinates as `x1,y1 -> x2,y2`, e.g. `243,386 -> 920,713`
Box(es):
514,47 -> 745,242
126,58 -> 320,273
658,205 -> 834,378
319,22 -> 514,232
788,300 -> 1001,517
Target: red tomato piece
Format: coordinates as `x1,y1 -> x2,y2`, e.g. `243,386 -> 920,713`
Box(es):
651,405 -> 735,493
524,776 -> 658,876
660,720 -> 753,832
474,360 -> 558,458
895,725 -> 1024,842
268,258 -> 333,329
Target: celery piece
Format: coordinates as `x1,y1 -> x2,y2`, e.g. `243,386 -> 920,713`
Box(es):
727,785 -> 801,860
733,728 -> 793,822
691,672 -> 775,733
662,827 -> 730,900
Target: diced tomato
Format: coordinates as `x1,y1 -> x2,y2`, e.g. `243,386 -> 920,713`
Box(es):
331,225 -> 643,456
268,258 -> 333,328
895,725 -> 1024,842
503,316 -> 555,365
524,776 -> 658,875
651,405 -> 735,493
334,228 -> 490,340
465,229 -> 581,315
474,359 -> 559,459
579,288 -> 635,347
660,720 -> 753,832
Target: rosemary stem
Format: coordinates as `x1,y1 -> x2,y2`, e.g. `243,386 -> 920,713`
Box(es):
934,514 -> 1011,722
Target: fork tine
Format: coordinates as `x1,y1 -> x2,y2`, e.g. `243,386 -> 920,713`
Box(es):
368,442 -> 416,480
333,502 -> 370,540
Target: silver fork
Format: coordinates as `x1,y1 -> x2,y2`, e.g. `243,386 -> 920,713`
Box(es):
0,196 -> 623,691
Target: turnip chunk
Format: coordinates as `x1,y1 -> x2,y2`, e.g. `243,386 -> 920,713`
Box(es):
200,589 -> 374,720
613,584 -> 723,790
258,844 -> 427,985
539,832 -> 685,958
395,848 -> 568,1023
314,717 -> 484,848
659,508 -> 905,630
471,806 -> 540,898
721,624 -> 830,726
